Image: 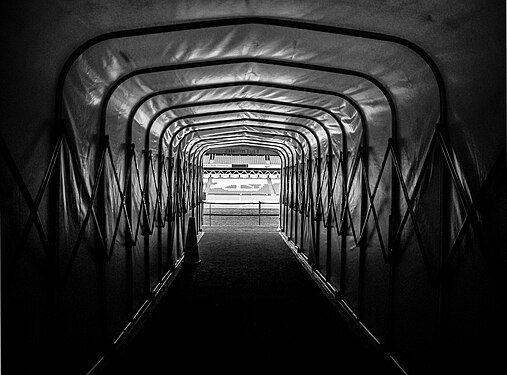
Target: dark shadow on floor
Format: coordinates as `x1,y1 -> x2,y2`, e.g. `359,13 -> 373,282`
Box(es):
102,226 -> 397,374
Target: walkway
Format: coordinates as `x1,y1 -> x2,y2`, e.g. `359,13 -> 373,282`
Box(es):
104,226 -> 396,374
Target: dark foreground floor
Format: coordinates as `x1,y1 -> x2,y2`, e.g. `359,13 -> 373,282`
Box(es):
104,226 -> 396,374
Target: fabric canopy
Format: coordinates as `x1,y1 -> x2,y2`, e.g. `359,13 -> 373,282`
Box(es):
1,1 -> 504,374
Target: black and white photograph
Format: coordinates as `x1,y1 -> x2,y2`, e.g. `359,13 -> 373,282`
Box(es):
1,1 -> 505,374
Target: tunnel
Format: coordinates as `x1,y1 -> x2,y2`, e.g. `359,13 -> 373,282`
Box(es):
1,1 -> 506,374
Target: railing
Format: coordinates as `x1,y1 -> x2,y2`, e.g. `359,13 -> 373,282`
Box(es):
201,200 -> 280,226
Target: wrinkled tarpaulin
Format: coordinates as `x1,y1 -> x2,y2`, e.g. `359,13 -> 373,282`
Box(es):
1,2 -> 505,374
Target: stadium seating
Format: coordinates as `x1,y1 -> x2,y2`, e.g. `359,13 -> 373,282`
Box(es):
203,154 -> 281,166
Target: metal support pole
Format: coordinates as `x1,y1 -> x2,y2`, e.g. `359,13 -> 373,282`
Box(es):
98,135 -> 108,351
190,160 -> 195,218
294,160 -> 299,247
200,166 -> 204,231
144,150 -> 151,297
167,156 -> 175,265
299,160 -> 307,253
326,153 -> 333,281
315,156 -> 322,267
258,201 -> 261,226
437,127 -> 448,372
289,161 -> 295,240
285,163 -> 289,232
387,113 -> 400,353
279,161 -> 284,231
195,162 -> 200,231
341,150 -> 349,293
358,146 -> 368,317
175,157 -> 181,259
157,153 -> 163,282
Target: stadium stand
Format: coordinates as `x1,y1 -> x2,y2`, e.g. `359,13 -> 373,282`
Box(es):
203,154 -> 281,166
201,153 -> 281,198
205,177 -> 281,196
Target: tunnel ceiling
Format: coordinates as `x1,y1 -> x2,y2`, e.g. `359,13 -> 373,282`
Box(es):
3,0 -> 505,193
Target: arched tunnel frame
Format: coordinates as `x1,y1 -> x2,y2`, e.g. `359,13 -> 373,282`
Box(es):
157,107 -> 338,271
2,16 -> 479,375
176,124 -> 308,235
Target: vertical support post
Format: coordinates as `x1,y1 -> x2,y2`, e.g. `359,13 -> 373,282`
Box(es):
289,163 -> 294,239
280,161 -> 289,235
326,153 -> 333,281
144,149 -> 151,297
98,134 -> 109,352
299,159 -> 306,253
167,156 -> 174,267
53,123 -> 63,372
177,156 -> 181,259
194,155 -> 199,231
190,158 -> 195,219
315,156 -> 322,267
199,165 -> 203,231
387,120 -> 400,353
308,157 -> 314,255
437,125 -> 448,373
258,201 -> 261,226
281,164 -> 285,231
96,133 -> 113,350
287,164 -> 291,236
196,162 -> 199,230
294,159 -> 299,247
126,144 -> 134,317
278,162 -> 284,231
157,153 -> 163,282
342,148 -> 349,290
193,160 -> 197,218
180,155 -> 187,243
357,147 -> 368,318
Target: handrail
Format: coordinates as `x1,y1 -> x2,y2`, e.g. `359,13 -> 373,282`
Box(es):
201,200 -> 280,226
